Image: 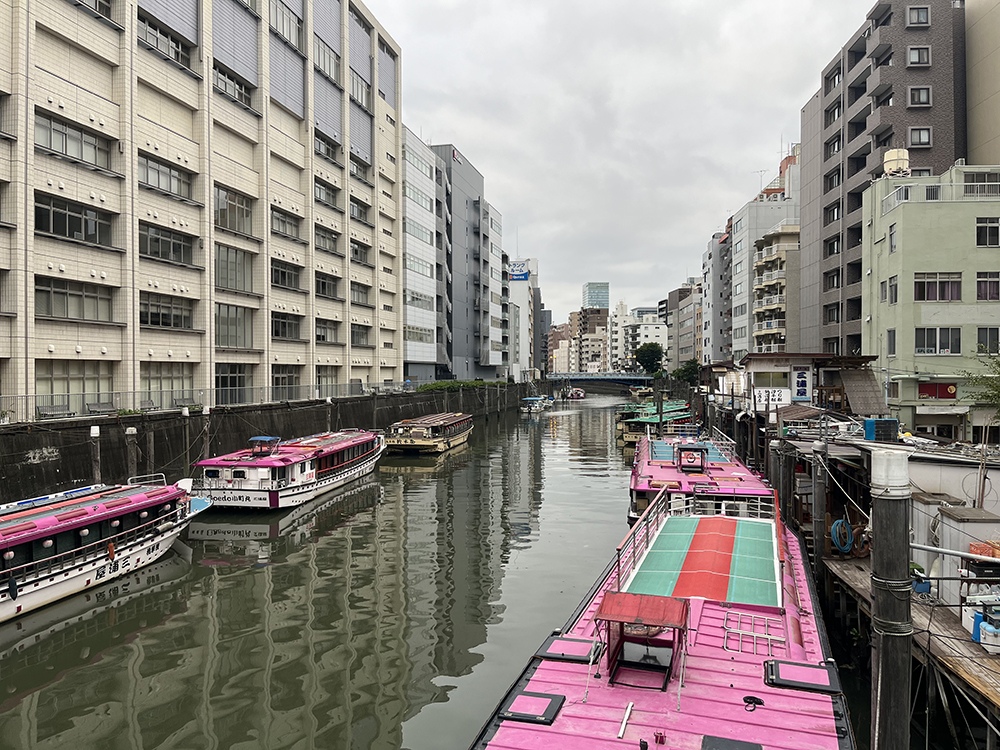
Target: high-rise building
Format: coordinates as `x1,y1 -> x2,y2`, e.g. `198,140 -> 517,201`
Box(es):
0,0 -> 403,414
507,258 -> 538,381
751,220 -> 801,354
429,145 -> 503,380
532,289 -> 550,375
401,127 -> 437,382
660,278 -> 699,372
799,0 -> 967,355
701,227 -> 732,364
582,282 -> 609,310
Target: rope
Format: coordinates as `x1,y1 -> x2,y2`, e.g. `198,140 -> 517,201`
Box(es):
831,519 -> 854,554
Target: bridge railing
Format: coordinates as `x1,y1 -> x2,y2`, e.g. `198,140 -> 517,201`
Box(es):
548,372 -> 653,381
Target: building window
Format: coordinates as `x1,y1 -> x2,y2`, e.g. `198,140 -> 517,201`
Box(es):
403,325 -> 434,344
139,292 -> 194,329
140,362 -> 194,409
350,240 -> 371,265
216,304 -> 253,348
35,277 -> 113,321
825,169 -> 842,191
271,259 -> 301,290
350,281 -> 371,306
824,270 -> 841,291
887,329 -> 896,356
404,289 -> 434,310
271,208 -> 300,238
824,202 -> 841,225
315,272 -> 339,299
315,132 -> 339,162
889,275 -> 898,304
316,318 -> 339,343
979,327 -> 1000,354
825,236 -> 841,257
734,283 -> 743,295
216,243 -> 253,292
825,135 -> 842,159
78,0 -> 111,19
213,64 -> 253,108
909,86 -> 931,107
825,68 -> 842,93
979,272 -> 1000,301
403,147 -> 433,179
314,37 -> 341,83
349,70 -> 372,110
349,198 -> 369,224
216,363 -> 252,405
35,112 -> 112,169
881,280 -> 888,302
755,372 -> 789,388
824,303 -> 841,323
405,254 -> 434,278
908,47 -> 931,66
35,360 -> 113,413
34,194 -> 113,247
271,312 -> 302,340
138,16 -> 192,68
140,223 -> 194,264
269,0 -> 302,49
214,185 -> 253,235
909,127 -> 932,148
914,272 -> 961,302
888,223 -> 897,253
138,153 -> 193,199
978,217 -> 1000,246
349,156 -> 369,182
403,182 -> 433,212
271,365 -> 302,400
907,6 -> 929,26
350,323 -> 370,346
915,327 -> 961,354
314,179 -> 339,209
825,101 -> 842,127
316,225 -> 340,255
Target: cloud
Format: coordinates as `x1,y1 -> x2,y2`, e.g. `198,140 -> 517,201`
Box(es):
373,0 -> 875,320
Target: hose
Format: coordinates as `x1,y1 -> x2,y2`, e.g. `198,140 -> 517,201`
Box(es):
831,518 -> 854,554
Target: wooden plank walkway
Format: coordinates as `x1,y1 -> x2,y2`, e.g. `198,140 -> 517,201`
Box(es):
824,556 -> 1000,710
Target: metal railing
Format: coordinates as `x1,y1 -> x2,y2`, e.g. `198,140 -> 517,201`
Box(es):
882,181 -> 1000,216
616,486 -> 671,591
753,319 -> 786,332
754,344 -> 787,354
752,295 -> 785,310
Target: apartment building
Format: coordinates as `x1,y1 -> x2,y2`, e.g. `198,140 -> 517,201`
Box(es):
675,285 -> 703,368
0,0 -> 403,414
401,127 -> 437,381
624,313 -> 668,371
800,0 -> 967,356
547,322 -> 570,372
702,228 -> 732,364
751,220 -> 801,355
660,278 -> 699,372
533,290 -> 550,375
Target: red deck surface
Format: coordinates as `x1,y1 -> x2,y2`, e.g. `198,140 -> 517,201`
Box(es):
670,516 -> 737,601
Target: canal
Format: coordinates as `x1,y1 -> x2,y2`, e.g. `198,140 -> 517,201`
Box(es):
0,396 -> 633,749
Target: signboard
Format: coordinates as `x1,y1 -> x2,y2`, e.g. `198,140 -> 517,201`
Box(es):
792,366 -> 812,402
755,388 -> 791,407
509,260 -> 530,281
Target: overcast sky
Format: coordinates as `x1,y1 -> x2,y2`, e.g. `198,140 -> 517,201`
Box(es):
374,0 -> 875,322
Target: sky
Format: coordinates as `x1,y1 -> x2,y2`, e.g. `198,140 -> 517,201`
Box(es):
373,0 -> 876,322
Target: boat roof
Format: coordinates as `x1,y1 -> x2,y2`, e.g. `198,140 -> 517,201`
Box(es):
624,412 -> 692,424
632,437 -> 774,498
389,412 -> 471,429
196,430 -> 377,467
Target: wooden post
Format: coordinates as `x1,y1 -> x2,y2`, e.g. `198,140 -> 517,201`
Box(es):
656,378 -> 663,439
146,429 -> 154,474
125,427 -> 137,480
870,449 -> 913,750
90,426 -> 101,484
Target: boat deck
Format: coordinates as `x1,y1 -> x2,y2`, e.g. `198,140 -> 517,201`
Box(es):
648,440 -> 729,464
389,413 -> 470,429
198,430 -> 376,466
0,484 -> 170,530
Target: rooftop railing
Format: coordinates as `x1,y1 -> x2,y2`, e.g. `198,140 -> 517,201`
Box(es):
882,181 -> 1000,215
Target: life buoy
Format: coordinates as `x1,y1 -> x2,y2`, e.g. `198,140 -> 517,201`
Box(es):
107,542 -> 115,561
684,454 -> 697,465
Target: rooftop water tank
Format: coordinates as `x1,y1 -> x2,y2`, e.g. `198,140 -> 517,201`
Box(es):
883,148 -> 910,176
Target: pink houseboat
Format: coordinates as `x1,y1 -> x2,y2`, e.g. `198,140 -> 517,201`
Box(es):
471,437 -> 855,750
195,430 -> 385,509
0,477 -> 209,624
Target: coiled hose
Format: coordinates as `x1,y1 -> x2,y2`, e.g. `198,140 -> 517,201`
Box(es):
831,518 -> 855,554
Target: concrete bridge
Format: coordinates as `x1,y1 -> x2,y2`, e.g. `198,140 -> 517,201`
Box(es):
548,372 -> 652,383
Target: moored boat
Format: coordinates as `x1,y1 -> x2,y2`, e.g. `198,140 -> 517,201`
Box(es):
0,476 -> 209,624
195,429 -> 385,509
471,441 -> 855,750
566,387 -> 585,400
520,397 -> 549,414
617,407 -> 693,444
386,412 -> 473,453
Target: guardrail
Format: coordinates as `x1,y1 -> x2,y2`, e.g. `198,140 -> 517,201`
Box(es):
616,486 -> 671,591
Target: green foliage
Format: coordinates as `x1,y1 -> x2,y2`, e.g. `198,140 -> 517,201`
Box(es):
671,359 -> 700,387
117,408 -> 142,416
416,380 -> 501,392
962,355 -> 1000,423
635,342 -> 664,374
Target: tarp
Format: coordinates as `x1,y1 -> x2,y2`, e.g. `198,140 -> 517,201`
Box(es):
595,591 -> 688,629
839,369 -> 890,416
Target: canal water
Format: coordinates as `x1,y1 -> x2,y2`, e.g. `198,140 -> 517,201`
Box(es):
0,396 -> 634,750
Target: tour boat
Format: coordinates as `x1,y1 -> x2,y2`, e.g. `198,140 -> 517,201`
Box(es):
565,387 -> 586,400
195,429 -> 385,509
520,397 -> 550,414
385,412 -> 473,453
471,438 -> 855,750
617,409 -> 693,445
0,477 -> 209,624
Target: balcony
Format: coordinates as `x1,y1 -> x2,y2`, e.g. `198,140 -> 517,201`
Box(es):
752,295 -> 786,311
753,319 -> 786,333
753,270 -> 786,288
754,344 -> 787,354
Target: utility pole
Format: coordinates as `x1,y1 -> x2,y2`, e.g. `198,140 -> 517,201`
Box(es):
811,440 -> 827,580
125,427 -> 137,479
870,449 -> 913,750
89,426 -> 101,484
655,377 -> 663,439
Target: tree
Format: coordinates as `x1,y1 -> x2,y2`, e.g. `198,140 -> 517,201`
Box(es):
963,356 -> 1000,425
672,359 -> 700,387
634,342 -> 664,374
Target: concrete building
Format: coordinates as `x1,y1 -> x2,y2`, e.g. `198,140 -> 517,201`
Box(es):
533,291 -> 550,375
0,0 -> 404,414
569,306 -> 608,372
751,220 -> 801,354
675,284 -> 703,369
582,282 -> 609,310
863,163 -> 1000,440
429,145 -> 503,380
624,313 -> 668,372
966,0 -> 1000,165
800,0 -> 967,356
507,258 -> 538,381
608,301 -> 632,372
702,227 -> 732,364
660,278 -> 699,372
401,127 -> 437,381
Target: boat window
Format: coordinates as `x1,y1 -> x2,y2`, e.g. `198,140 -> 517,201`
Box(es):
1,544 -> 29,570
55,530 -> 77,555
32,539 -> 56,561
205,469 -> 221,479
232,469 -> 246,479
122,512 -> 140,531
272,466 -> 288,482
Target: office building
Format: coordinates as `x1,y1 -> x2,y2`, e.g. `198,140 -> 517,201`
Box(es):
701,227 -> 732,364
0,0 -> 403,414
582,282 -> 609,310
800,0 -> 967,355
507,258 -> 538,381
660,278 -> 699,372
533,290 -> 550,375
401,127 -> 437,381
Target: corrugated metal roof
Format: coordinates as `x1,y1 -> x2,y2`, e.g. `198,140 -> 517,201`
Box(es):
840,369 -> 890,416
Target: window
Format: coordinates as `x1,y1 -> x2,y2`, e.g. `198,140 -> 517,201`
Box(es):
825,135 -> 842,159
35,112 -> 112,169
405,254 -> 434,278
888,381 -> 900,400
314,179 -> 338,208
271,364 -> 302,400
216,243 -> 253,292
825,68 -> 842,93
734,283 -> 743,295
907,6 -> 929,25
403,217 -> 433,245
78,0 -> 111,18
755,372 -> 789,388
733,261 -> 743,274
825,101 -> 842,127
825,236 -> 841,257
908,47 -> 931,66
887,223 -> 897,253
271,312 -> 302,339
216,363 -> 252,405
316,225 -> 340,255
271,259 -> 300,289
824,202 -> 841,225
979,218 -> 1000,247
138,16 -> 192,68
315,272 -> 339,299
141,223 -> 194,264
349,198 -> 369,223
909,127 -> 932,147
350,70 -> 371,110
880,280 -> 888,302
315,132 -> 339,162
733,303 -> 747,317
979,328 -> 1000,354
403,182 -> 433,212
733,326 -> 747,338
915,327 -> 961,354
269,0 -> 302,49
825,169 -> 842,191
404,289 -> 434,310
215,185 -> 253,235
824,303 -> 841,323
889,275 -> 898,304
350,157 -> 369,182
34,194 -> 113,247
35,277 -> 113,321
490,267 -> 502,281
141,362 -> 194,408
909,87 -> 931,106
314,37 -> 341,83
271,209 -> 300,238
350,240 -> 371,265
979,272 -> 1000,301
733,218 -> 744,233
139,292 -> 193,329
316,318 -> 339,344
403,325 -> 434,343
213,65 -> 253,108
350,323 -> 370,346
403,147 -> 434,179
824,270 -> 841,291
350,281 -> 371,306
887,329 -> 896,356
138,154 -> 193,199
216,304 -> 254,348
35,360 -> 113,413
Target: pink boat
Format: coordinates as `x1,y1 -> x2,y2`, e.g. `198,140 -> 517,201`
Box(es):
472,437 -> 855,750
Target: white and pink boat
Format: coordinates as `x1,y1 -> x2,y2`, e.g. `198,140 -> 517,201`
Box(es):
472,436 -> 855,750
195,430 -> 385,509
0,477 -> 209,624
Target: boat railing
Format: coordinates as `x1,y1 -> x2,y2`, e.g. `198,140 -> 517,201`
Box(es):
127,473 -> 167,486
615,486 -> 672,591
663,491 -> 776,520
710,427 -> 739,462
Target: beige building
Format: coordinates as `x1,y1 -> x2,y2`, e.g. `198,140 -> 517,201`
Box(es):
0,0 -> 402,418
751,220 -> 800,354
968,0 -> 1000,165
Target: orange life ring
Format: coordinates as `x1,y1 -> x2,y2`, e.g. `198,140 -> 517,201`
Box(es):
107,542 -> 115,561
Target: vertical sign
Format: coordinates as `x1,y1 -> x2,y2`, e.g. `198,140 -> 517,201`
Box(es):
792,366 -> 812,402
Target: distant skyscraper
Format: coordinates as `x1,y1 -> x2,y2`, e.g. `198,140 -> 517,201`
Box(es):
582,282 -> 610,310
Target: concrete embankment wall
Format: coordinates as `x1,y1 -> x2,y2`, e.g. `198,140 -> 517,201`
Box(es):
0,383 -> 542,501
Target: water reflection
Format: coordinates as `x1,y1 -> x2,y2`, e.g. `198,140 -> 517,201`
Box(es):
0,398 -> 630,750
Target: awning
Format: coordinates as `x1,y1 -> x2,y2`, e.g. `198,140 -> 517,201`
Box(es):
916,404 -> 970,416
595,591 -> 688,629
839,369 -> 890,416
